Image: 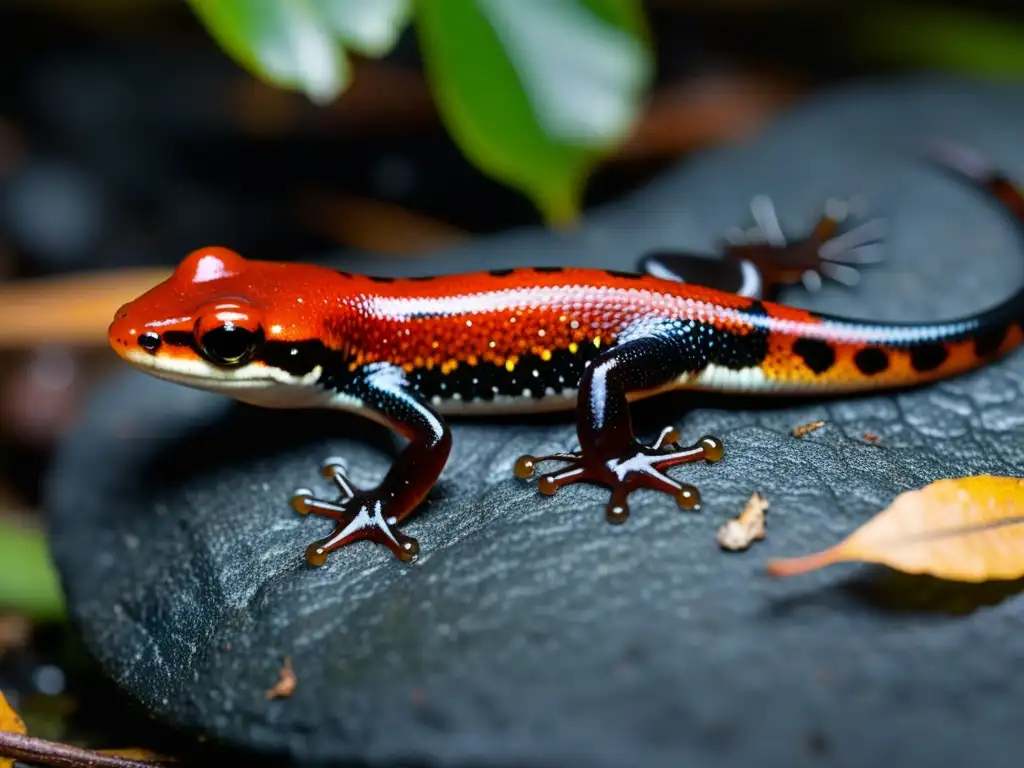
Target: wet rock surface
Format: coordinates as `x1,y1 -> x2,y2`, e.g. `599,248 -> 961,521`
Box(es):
47,77 -> 1024,767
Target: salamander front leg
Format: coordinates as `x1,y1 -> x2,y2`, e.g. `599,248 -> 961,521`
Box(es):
515,336 -> 724,523
289,363 -> 452,566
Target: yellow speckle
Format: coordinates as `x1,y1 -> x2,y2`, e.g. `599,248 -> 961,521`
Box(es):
467,355 -> 478,366
559,315 -> 568,323
541,349 -> 552,362
466,320 -> 473,327
505,359 -> 516,373
593,337 -> 602,348
270,324 -> 283,335
538,329 -> 546,337
432,341 -> 439,349
488,340 -> 497,348
568,342 -> 579,354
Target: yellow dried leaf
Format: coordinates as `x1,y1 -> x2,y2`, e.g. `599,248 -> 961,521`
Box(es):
767,475 -> 1024,582
0,689 -> 27,768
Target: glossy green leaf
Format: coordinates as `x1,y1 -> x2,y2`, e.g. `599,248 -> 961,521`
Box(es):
186,0 -> 348,104
186,0 -> 413,104
310,0 -> 413,57
0,521 -> 65,621
416,0 -> 653,225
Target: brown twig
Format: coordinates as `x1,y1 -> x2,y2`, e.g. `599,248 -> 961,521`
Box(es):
0,730 -> 174,767
0,267 -> 172,349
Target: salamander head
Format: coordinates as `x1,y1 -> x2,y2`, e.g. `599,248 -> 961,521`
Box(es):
108,247 -> 335,406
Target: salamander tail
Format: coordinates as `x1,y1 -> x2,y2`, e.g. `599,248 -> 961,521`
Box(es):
771,142 -> 1024,394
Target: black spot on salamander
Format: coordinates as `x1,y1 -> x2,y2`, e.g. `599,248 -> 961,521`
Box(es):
368,275 -> 395,283
161,331 -> 193,347
605,269 -> 643,279
335,271 -> 353,279
974,324 -> 1009,357
260,339 -> 332,378
792,338 -> 836,375
138,331 -> 161,353
533,266 -> 563,273
407,275 -> 437,281
853,347 -> 889,376
489,268 -> 515,277
909,343 -> 949,372
699,302 -> 770,370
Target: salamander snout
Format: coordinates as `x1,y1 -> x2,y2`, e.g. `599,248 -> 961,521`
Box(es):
107,306 -> 135,356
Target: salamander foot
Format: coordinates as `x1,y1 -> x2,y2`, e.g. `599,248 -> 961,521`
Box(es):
724,195 -> 887,293
290,457 -> 419,566
514,430 -> 724,523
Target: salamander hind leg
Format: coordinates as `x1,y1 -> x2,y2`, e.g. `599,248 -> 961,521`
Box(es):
514,335 -> 724,523
290,364 -> 452,566
724,195 -> 887,295
638,196 -> 885,299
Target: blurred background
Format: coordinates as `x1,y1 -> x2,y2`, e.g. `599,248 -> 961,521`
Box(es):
0,0 -> 1023,759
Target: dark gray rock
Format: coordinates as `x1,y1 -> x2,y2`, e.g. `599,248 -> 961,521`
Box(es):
46,76 -> 1024,767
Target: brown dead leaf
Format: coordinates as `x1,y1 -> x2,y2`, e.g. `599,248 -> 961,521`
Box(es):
863,432 -> 883,445
297,193 -> 467,255
718,492 -> 769,551
791,420 -> 826,438
767,475 -> 1024,582
265,656 -> 296,700
0,690 -> 26,768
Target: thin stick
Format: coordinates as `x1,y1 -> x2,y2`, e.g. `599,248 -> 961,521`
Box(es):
0,730 -> 174,768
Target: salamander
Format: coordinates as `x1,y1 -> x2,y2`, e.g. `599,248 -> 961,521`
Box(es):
108,143 -> 1024,566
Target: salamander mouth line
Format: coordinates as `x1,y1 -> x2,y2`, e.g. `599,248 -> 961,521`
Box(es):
122,349 -> 320,389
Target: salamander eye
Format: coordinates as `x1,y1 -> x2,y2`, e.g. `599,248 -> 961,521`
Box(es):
194,309 -> 263,367
200,324 -> 261,366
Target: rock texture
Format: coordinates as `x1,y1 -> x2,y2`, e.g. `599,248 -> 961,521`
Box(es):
47,77 -> 1024,767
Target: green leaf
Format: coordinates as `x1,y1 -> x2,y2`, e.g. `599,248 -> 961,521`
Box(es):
415,0 -> 653,225
854,6 -> 1024,77
0,520 -> 65,622
310,0 -> 413,57
186,0 -> 347,104
186,0 -> 412,105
